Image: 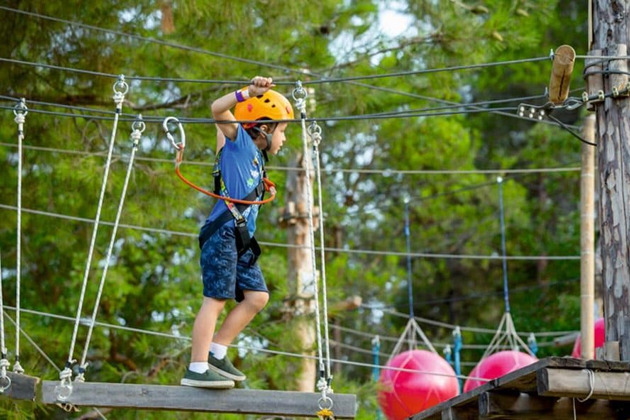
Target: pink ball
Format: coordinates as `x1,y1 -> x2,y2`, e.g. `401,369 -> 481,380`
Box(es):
463,350 -> 537,393
571,318 -> 605,358
378,350 -> 459,420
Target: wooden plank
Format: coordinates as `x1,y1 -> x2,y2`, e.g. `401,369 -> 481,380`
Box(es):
543,356 -> 630,372
412,360 -> 549,419
0,372 -> 39,401
479,391 -> 630,419
41,381 -> 356,418
538,368 -> 630,401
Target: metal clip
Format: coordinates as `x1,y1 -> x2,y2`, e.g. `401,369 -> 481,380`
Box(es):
163,116 -> 186,150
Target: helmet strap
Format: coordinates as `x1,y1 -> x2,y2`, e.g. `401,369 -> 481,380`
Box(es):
252,126 -> 273,152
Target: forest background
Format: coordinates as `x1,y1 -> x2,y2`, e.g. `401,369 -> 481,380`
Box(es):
0,1 -> 592,419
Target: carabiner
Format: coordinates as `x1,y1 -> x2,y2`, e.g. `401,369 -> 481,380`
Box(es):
163,116 -> 186,150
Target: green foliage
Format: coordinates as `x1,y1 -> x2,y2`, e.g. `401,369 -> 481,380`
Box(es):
0,0 -> 591,418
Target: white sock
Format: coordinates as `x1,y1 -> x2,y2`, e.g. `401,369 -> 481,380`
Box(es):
189,362 -> 208,374
210,342 -> 228,360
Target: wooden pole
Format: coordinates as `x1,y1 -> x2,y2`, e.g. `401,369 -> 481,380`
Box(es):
592,0 -> 630,362
580,114 -> 596,360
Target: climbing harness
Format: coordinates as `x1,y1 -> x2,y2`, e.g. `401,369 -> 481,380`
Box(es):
57,75 -> 128,402
75,115 -> 145,383
163,116 -> 277,206
13,98 -> 27,375
0,255 -> 11,393
163,117 -> 273,261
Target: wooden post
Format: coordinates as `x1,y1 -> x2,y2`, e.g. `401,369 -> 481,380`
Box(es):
580,114 -> 596,360
548,45 -> 576,105
280,152 -> 317,391
592,0 -> 630,362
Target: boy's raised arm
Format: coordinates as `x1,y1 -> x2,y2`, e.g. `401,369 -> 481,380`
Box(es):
211,76 -> 275,141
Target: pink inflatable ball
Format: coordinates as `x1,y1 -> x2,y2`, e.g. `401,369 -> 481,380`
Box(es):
463,350 -> 538,393
378,349 -> 459,420
571,318 -> 605,359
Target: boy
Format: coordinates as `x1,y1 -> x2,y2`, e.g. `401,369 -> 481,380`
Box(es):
181,76 -> 293,388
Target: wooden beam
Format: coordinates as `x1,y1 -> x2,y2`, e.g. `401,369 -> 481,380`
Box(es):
479,391 -> 630,419
0,372 -> 39,401
548,45 -> 576,104
41,381 -> 356,418
538,368 -> 630,400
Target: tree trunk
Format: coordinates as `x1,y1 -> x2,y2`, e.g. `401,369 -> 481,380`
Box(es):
281,152 -> 317,390
592,0 -> 630,361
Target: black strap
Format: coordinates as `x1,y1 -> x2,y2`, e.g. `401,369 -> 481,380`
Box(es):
198,182 -> 264,250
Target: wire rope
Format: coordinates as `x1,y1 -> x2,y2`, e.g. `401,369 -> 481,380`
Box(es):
75,116 -> 145,383
57,77 -> 129,401
0,255 -> 10,392
0,203 -> 581,261
12,99 -> 27,375
292,85 -> 332,403
0,139 -> 582,176
308,120 -> 334,390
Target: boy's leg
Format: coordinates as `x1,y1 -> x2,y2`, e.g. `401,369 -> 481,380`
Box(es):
214,290 -> 269,344
208,290 -> 269,380
191,297 -> 226,362
182,296 -> 234,388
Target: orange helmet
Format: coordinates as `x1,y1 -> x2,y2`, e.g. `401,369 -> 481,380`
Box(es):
235,90 -> 294,128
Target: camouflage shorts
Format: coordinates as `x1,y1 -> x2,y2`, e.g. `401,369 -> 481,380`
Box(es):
199,222 -> 268,302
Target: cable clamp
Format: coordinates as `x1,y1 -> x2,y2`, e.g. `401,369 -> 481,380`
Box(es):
131,114 -> 146,145
517,103 -> 547,120
12,361 -> 23,374
564,97 -> 584,111
308,121 -> 322,146
56,367 -> 74,401
292,80 -> 308,114
0,358 -> 11,393
112,75 -> 129,108
598,90 -> 605,101
13,98 -> 28,122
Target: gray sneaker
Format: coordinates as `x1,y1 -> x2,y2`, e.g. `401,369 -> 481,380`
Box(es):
180,368 -> 234,389
208,354 -> 246,381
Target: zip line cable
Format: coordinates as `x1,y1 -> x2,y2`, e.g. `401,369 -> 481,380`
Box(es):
0,305 -> 554,383
0,91 -> 554,126
0,6 -> 302,76
0,203 -> 581,261
1,5 -> 600,131
0,55 -> 551,86
0,139 -> 582,176
0,95 -> 523,124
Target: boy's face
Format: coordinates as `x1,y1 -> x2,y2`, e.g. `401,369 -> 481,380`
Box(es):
269,122 -> 288,155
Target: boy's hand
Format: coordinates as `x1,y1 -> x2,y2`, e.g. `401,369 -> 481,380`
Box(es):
247,76 -> 275,97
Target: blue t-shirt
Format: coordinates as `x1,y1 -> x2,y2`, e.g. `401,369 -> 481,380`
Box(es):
206,125 -> 263,237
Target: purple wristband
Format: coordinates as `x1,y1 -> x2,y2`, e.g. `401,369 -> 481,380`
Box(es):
235,90 -> 246,102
